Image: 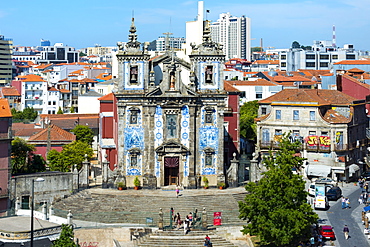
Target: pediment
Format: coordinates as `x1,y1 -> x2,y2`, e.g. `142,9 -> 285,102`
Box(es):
155,140 -> 189,155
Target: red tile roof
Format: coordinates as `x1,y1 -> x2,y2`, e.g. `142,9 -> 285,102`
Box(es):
334,60 -> 370,65
229,79 -> 277,86
259,89 -> 357,106
98,93 -> 114,101
1,87 -> 20,96
252,60 -> 279,65
0,99 -> 11,117
22,74 -> 45,82
28,124 -> 76,142
224,81 -> 240,92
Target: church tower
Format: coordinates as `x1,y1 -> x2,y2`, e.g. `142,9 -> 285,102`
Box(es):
113,18 -> 227,189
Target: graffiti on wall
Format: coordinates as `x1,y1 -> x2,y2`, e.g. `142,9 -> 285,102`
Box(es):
305,136 -> 331,147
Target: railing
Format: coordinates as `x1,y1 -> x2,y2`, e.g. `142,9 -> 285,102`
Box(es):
259,141 -> 351,152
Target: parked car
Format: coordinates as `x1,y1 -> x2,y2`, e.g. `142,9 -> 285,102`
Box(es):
319,225 -> 336,240
308,183 -> 333,197
314,196 -> 329,210
361,171 -> 370,181
315,177 -> 337,185
326,187 -> 342,200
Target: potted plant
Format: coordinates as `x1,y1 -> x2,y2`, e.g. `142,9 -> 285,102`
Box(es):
203,176 -> 209,189
218,182 -> 226,190
116,181 -> 126,190
133,176 -> 141,190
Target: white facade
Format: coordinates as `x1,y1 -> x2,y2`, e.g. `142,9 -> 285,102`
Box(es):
210,13 -> 251,61
156,36 -> 186,51
43,89 -> 62,114
21,78 -> 48,114
280,42 -> 359,71
38,43 -> 79,64
78,90 -> 103,114
184,1 -> 204,57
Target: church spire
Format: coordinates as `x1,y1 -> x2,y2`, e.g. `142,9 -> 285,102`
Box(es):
126,17 -> 141,50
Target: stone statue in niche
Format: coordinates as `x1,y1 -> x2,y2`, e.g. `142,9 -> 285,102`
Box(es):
130,66 -> 138,83
205,66 -> 213,83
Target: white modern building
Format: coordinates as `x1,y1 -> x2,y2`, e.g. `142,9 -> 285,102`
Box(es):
184,1 -> 205,56
210,12 -> 251,61
155,36 -> 186,51
280,41 -> 359,71
38,43 -> 79,64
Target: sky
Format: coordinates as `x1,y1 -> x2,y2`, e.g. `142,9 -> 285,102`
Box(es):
1,0 -> 370,51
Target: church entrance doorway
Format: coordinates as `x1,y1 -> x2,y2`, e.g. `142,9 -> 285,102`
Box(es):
164,156 -> 179,186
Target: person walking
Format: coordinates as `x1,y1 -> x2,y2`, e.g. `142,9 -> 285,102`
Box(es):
184,215 -> 189,235
176,185 -> 180,198
309,236 -> 315,247
343,225 -> 349,239
345,197 -> 350,209
341,196 -> 346,209
175,213 -> 182,230
204,235 -> 212,247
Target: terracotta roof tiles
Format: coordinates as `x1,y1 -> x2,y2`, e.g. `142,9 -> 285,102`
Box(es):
0,99 -> 11,117
28,124 -> 76,142
98,93 -> 114,101
1,87 -> 20,96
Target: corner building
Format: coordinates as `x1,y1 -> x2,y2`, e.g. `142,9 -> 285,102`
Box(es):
113,19 -> 227,188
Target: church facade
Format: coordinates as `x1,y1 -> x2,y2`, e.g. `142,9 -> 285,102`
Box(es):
103,19 -> 233,189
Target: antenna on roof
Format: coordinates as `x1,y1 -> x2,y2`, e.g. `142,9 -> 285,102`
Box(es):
132,10 -> 134,19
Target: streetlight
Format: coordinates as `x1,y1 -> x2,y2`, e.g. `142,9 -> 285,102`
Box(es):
31,177 -> 45,247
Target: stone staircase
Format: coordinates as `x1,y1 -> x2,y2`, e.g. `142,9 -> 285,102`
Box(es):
135,230 -> 237,247
53,188 -> 247,227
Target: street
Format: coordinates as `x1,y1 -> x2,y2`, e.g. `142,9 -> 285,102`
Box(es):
311,182 -> 370,247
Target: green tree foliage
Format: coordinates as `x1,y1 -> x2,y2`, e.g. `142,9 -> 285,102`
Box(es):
11,107 -> 38,123
79,51 -> 87,57
239,133 -> 318,246
291,41 -> 301,49
52,224 -> 78,247
71,125 -> 94,146
11,137 -> 46,174
251,47 -> 263,52
240,100 -> 259,140
57,107 -> 63,114
48,141 -> 93,172
70,106 -> 75,113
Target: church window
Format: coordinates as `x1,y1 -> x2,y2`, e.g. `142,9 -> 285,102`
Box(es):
205,66 -> 213,84
130,156 -> 138,166
130,65 -> 138,84
130,109 -> 139,124
205,154 -> 213,167
205,108 -> 214,124
166,114 -> 178,139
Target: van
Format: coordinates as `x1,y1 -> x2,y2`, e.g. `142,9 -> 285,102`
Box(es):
314,196 -> 329,210
326,187 -> 342,200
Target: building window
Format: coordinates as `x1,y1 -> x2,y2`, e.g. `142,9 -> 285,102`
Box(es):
256,93 -> 262,99
320,62 -> 328,67
293,110 -> 299,120
281,55 -> 286,60
281,62 -> 286,67
48,101 -> 51,105
306,54 -> 315,59
262,129 -> 270,143
309,131 -> 316,136
130,65 -> 138,84
53,101 -> 56,105
130,156 -> 138,166
332,54 -> 338,59
276,110 -> 281,120
261,107 -> 267,115
166,114 -> 178,139
346,54 -> 356,60
310,111 -> 315,121
306,62 -> 315,67
205,66 -> 213,83
321,131 -> 328,136
205,154 -> 213,167
130,109 -> 139,124
320,54 -> 329,59
21,196 -> 30,209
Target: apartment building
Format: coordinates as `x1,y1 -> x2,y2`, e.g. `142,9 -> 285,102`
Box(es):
0,35 -> 13,86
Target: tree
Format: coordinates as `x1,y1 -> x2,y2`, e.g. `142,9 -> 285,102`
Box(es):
238,133 -> 318,246
240,100 -> 259,140
71,125 -> 94,146
48,141 -> 93,172
57,107 -> 63,114
70,106 -> 75,113
52,224 -> 78,247
251,47 -> 263,52
291,41 -> 301,49
11,107 -> 38,123
79,51 -> 87,57
11,137 -> 46,174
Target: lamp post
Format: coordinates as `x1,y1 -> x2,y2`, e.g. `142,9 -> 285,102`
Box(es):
31,177 -> 45,247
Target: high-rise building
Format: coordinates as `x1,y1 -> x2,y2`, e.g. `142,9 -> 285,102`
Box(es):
155,36 -> 186,51
210,13 -> 251,61
0,35 -> 13,86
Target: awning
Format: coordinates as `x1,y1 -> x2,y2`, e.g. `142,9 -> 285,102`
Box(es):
347,164 -> 360,177
364,206 -> 370,212
305,165 -> 331,177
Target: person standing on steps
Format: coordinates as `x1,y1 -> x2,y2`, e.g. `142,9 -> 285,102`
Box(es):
204,234 -> 212,247
184,215 -> 189,235
176,185 -> 180,198
343,224 -> 350,239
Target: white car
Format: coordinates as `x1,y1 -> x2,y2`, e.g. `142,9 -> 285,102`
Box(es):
315,177 -> 337,185
308,184 -> 316,197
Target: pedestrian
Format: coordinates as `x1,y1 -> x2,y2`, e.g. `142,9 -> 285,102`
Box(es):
341,196 -> 346,209
309,236 -> 315,247
345,197 -> 350,209
364,192 -> 368,204
170,207 -> 175,228
176,185 -> 180,198
359,193 -> 364,204
204,234 -> 212,247
343,224 -> 349,239
188,212 -> 193,227
365,183 -> 369,193
175,213 -> 182,230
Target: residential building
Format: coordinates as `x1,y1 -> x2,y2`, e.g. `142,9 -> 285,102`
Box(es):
250,60 -> 279,72
255,89 -> 368,181
224,58 -> 251,72
210,12 -> 251,61
155,36 -> 186,51
19,74 -> 48,114
0,98 -> 12,216
28,124 -> 76,160
279,42 -> 359,71
78,90 -> 103,114
0,35 -> 13,86
38,43 -> 79,64
0,86 -> 21,110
